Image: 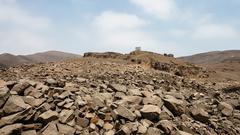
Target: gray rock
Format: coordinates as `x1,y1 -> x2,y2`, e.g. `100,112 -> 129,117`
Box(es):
76,117 -> 89,128
41,122 -> 59,135
3,95 -> 31,114
218,102 -> 233,116
115,125 -> 131,135
163,95 -> 186,116
59,109 -> 74,123
11,81 -> 30,95
140,105 -> 161,121
114,105 -> 136,121
21,130 -> 37,135
0,86 -> 9,108
38,110 -> 59,123
190,106 -> 210,123
0,123 -> 23,135
57,123 -> 76,135
109,84 -> 127,92
146,127 -> 161,135
157,120 -> 174,135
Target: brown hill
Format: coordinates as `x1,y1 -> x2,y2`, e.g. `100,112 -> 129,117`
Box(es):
179,50 -> 240,82
179,50 -> 240,64
0,51 -> 81,68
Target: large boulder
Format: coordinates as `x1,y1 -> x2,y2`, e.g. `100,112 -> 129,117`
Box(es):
114,105 -> 136,121
163,95 -> 186,116
218,102 -> 234,116
140,105 -> 161,121
190,106 -> 210,123
3,95 -> 31,114
0,123 -> 23,135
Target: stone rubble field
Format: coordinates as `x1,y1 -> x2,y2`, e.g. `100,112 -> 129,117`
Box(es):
0,52 -> 240,135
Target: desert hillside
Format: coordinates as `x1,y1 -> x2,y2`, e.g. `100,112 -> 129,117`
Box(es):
180,50 -> 240,82
0,51 -> 80,68
0,51 -> 239,135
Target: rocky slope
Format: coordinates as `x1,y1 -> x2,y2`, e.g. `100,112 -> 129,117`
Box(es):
0,51 -> 81,68
0,51 -> 239,135
180,50 -> 240,82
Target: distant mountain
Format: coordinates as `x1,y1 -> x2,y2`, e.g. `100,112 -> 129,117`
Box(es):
179,50 -> 240,64
179,50 -> 240,82
0,51 -> 81,68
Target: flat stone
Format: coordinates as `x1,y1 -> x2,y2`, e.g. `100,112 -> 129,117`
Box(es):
157,120 -> 174,135
59,109 -> 74,123
109,84 -> 127,92
57,123 -> 76,135
76,117 -> 89,128
21,130 -> 37,135
11,81 -> 30,95
146,127 -> 161,135
163,95 -> 186,116
0,123 -> 23,135
115,105 -> 136,121
0,86 -> 9,108
42,122 -> 59,135
103,122 -> 114,130
190,106 -> 210,123
140,105 -> 161,121
115,125 -> 131,135
3,95 -> 31,114
0,109 -> 30,127
23,96 -> 46,107
218,102 -> 234,116
38,110 -> 59,123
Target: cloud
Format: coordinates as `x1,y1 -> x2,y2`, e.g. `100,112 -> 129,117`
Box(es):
76,11 -> 176,53
193,23 -> 238,39
130,0 -> 177,20
0,4 -> 50,30
0,29 -> 51,54
93,11 -> 148,30
0,1 -> 52,54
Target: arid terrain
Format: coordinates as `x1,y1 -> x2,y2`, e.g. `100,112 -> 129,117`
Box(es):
180,50 -> 240,82
0,51 -> 240,135
0,51 -> 80,68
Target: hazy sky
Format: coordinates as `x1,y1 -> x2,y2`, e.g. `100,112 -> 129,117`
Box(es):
0,0 -> 240,56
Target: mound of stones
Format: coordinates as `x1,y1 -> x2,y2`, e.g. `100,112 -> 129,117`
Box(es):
0,76 -> 240,135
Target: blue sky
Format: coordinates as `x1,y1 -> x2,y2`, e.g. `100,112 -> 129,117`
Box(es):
0,0 -> 240,56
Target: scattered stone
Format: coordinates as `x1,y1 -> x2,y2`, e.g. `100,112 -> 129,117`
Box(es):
114,105 -> 136,121
38,110 -> 59,123
109,84 -> 127,92
190,106 -> 210,123
59,109 -> 74,123
218,102 -> 234,116
163,95 -> 186,116
140,105 -> 161,121
76,117 -> 90,128
21,130 -> 37,135
57,123 -> 76,135
41,122 -> 59,135
146,127 -> 161,135
3,95 -> 30,114
0,123 -> 23,135
157,120 -> 174,135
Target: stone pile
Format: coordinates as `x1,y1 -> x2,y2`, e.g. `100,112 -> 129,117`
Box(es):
0,75 -> 240,135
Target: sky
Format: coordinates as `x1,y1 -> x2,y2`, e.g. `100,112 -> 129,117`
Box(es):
0,0 -> 240,56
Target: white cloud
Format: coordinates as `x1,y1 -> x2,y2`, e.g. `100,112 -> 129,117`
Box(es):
0,29 -> 51,54
193,23 -> 238,39
93,11 -> 148,31
130,0 -> 177,20
0,1 -> 52,54
76,11 -> 175,53
0,4 -> 50,29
